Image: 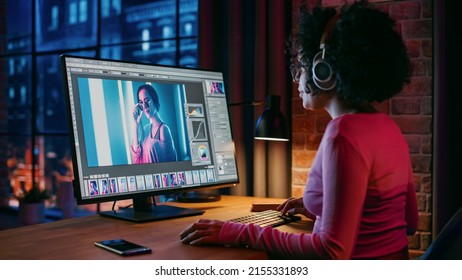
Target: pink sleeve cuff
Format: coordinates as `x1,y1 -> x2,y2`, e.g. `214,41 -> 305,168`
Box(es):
219,221 -> 247,246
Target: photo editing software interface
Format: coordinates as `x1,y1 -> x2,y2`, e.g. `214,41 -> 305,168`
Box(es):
62,55 -> 239,207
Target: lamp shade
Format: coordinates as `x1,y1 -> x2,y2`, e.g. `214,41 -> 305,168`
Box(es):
254,95 -> 289,141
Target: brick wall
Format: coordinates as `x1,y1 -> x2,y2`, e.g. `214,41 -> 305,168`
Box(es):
290,0 -> 432,257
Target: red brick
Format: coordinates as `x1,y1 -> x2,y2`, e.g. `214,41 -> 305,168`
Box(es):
408,233 -> 420,249
422,39 -> 432,58
421,134 -> 432,154
291,184 -> 305,198
306,133 -> 323,150
292,133 -> 306,150
413,174 -> 421,192
410,59 -> 427,76
390,1 -> 421,20
292,98 -> 306,115
292,115 -> 315,133
402,19 -> 432,39
417,212 -> 432,232
409,249 -> 425,258
421,0 -> 432,18
316,115 -> 331,133
392,115 -> 432,134
417,193 -> 428,211
292,168 -> 309,185
420,232 -> 432,250
426,58 -> 432,76
292,150 -> 317,167
307,108 -> 330,116
404,135 -> 421,154
421,174 -> 432,194
405,40 -> 421,58
391,97 -> 421,115
411,154 -> 432,173
421,96 -> 432,115
400,77 -> 432,96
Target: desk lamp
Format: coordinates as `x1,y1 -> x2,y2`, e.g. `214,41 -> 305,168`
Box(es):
254,95 -> 289,141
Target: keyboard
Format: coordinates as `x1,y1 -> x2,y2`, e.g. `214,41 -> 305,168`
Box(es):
228,210 -> 302,228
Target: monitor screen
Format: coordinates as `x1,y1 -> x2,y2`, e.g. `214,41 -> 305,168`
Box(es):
60,55 -> 239,222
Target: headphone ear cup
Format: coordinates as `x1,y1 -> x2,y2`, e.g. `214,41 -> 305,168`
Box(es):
312,51 -> 336,91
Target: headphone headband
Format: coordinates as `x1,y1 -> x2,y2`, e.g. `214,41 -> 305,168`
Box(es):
319,13 -> 339,50
312,12 -> 339,91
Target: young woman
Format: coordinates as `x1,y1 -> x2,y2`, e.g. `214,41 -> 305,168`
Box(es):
131,84 -> 177,164
180,1 -> 418,259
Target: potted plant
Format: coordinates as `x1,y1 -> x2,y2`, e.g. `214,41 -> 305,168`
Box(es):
17,185 -> 50,225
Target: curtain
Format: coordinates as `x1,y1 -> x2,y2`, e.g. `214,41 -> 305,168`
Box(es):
433,0 -> 462,237
198,0 -> 292,198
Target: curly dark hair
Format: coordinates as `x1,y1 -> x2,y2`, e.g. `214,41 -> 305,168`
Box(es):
294,0 -> 411,104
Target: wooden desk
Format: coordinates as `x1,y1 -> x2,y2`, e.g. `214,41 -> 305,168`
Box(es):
0,196 -> 313,260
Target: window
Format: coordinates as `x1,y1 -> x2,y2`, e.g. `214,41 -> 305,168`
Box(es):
1,0 -> 198,207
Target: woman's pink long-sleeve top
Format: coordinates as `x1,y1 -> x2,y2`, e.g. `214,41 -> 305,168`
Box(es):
219,113 -> 418,259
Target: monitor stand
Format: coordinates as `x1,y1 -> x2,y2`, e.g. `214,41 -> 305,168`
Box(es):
98,196 -> 204,223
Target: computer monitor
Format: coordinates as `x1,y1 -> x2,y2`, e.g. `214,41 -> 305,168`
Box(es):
60,55 -> 239,222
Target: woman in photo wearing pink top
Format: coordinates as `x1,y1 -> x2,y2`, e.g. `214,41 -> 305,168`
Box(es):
131,84 -> 177,164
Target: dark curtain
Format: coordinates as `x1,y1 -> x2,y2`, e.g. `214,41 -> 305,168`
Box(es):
198,0 -> 292,197
433,0 -> 462,237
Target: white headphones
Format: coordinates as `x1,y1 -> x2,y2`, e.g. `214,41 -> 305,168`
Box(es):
312,14 -> 339,91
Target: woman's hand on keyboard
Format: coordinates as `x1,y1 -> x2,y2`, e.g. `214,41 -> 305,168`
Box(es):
277,197 -> 313,219
180,219 -> 225,246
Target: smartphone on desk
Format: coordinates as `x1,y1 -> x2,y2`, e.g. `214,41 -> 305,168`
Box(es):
94,239 -> 151,256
